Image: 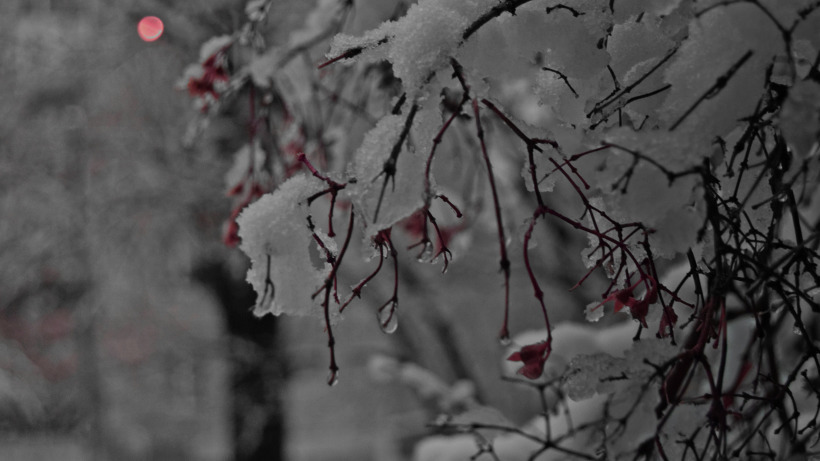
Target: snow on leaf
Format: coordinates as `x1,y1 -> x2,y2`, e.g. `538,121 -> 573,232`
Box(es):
565,352 -> 626,401
347,109 -> 431,238
388,0 -> 469,96
237,174 -> 329,317
503,323 -> 635,381
606,18 -> 675,122
623,337 -> 679,371
585,300 -> 605,322
534,70 -> 586,126
326,21 -> 394,66
590,145 -> 704,258
713,133 -> 775,231
328,0 -> 502,97
455,15 -> 520,89
780,80 -> 820,159
513,6 -> 610,81
199,35 -> 233,62
660,4 -> 780,137
565,336 -> 678,402
612,0 -> 683,22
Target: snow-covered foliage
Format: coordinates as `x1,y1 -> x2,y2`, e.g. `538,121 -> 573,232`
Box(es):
183,0 -> 820,458
237,174 -> 330,318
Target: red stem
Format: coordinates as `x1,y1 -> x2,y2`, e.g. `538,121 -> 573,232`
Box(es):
340,243 -> 385,312
523,211 -> 553,341
472,98 -> 512,341
319,206 -> 355,384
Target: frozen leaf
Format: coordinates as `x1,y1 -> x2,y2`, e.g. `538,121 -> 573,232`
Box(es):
199,35 -> 233,62
388,1 -> 469,96
585,301 -> 605,322
615,0 -> 683,20
590,142 -> 704,258
565,336 -> 678,401
532,8 -> 610,80
714,140 -> 774,232
780,80 -> 820,159
623,337 -> 679,371
544,0 -> 613,36
326,21 -> 394,66
455,16 -> 522,88
503,323 -> 635,380
608,20 -> 674,83
603,19 -> 675,124
237,175 -> 329,317
565,352 -> 626,401
660,5 -> 780,137
347,109 -> 433,238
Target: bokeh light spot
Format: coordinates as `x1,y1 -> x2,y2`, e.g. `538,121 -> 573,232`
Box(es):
138,16 -> 164,42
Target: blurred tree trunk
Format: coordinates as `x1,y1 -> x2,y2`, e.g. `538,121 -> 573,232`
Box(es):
74,302 -> 106,460
72,122 -> 107,460
193,261 -> 286,461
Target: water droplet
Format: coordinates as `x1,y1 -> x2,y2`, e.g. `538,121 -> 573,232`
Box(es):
327,369 -> 339,386
793,325 -> 803,336
378,303 -> 398,334
416,242 -> 434,262
437,255 -> 450,274
498,332 -> 511,346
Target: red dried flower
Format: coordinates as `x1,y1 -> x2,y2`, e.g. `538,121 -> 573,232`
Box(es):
507,340 -> 551,379
187,52 -> 230,100
591,275 -> 658,328
222,180 -> 267,248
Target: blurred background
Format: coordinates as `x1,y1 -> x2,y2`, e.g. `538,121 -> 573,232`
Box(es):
0,1 -> 593,460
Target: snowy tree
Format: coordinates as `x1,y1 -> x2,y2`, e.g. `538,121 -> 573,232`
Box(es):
183,0 -> 820,458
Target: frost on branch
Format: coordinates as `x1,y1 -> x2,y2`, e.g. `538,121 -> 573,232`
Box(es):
237,174 -> 329,318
